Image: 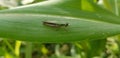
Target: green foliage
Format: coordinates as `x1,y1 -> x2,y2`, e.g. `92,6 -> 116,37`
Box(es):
0,0 -> 120,58
0,47 -> 4,56
0,0 -> 120,42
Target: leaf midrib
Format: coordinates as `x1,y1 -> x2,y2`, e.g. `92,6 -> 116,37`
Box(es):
0,13 -> 119,26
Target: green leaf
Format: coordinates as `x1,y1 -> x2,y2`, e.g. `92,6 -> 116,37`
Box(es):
87,39 -> 106,58
75,39 -> 106,58
118,0 -> 120,16
102,0 -> 119,16
0,47 -> 4,56
0,0 -> 120,42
